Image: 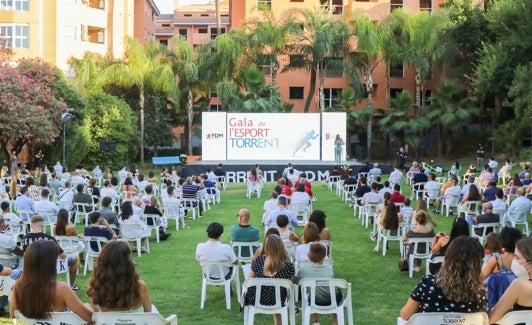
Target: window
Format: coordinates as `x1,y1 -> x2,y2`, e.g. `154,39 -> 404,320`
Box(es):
390,0 -> 403,12
210,27 -> 225,40
179,28 -> 187,39
289,87 -> 304,100
162,24 -> 171,27
419,0 -> 432,12
320,0 -> 343,15
389,62 -> 404,78
184,13 -> 192,17
0,24 -> 29,48
210,104 -> 223,111
289,54 -> 305,66
160,39 -> 168,46
324,58 -> 343,77
0,0 -> 29,11
323,88 -> 342,108
422,90 -> 432,105
201,13 -> 209,17
259,65 -> 272,76
257,0 -> 271,10
290,0 -> 304,2
210,91 -> 217,98
198,28 -> 208,34
390,88 -> 403,99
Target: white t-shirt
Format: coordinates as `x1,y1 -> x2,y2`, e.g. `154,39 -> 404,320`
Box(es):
196,240 -> 237,263
295,243 -> 311,262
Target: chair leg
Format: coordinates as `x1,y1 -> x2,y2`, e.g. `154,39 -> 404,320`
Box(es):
224,283 -> 231,310
408,254 -> 414,278
136,239 -> 141,258
200,279 -> 206,309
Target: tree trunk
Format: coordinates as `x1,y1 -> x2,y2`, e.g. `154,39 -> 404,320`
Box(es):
318,63 -> 325,112
365,66 -> 374,161
304,67 -> 317,113
187,90 -> 193,156
215,0 -> 221,37
139,87 -> 145,165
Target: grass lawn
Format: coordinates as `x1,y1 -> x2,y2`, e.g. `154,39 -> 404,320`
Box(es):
7,178 -> 459,324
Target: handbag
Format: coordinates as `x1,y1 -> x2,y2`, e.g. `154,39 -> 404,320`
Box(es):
398,244 -> 409,272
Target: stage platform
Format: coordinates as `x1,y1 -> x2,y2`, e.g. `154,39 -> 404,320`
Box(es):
180,159 -> 393,183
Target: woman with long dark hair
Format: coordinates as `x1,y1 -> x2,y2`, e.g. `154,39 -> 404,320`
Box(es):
400,237 -> 486,321
53,209 -> 77,236
429,217 -> 470,274
10,240 -> 92,321
87,240 -> 152,312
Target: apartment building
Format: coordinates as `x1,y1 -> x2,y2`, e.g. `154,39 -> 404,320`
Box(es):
154,0 -> 444,113
0,0 -> 159,73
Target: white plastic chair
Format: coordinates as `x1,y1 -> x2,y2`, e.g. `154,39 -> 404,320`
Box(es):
36,210 -> 57,235
0,275 -> 15,298
247,181 -> 261,199
508,209 -> 530,236
162,202 -> 185,231
495,310 -> 532,325
410,182 -> 426,201
425,255 -> 445,275
404,237 -> 432,278
242,278 -> 295,325
299,278 -> 353,325
289,202 -> 311,227
92,311 -> 178,325
73,202 -> 94,226
232,241 -> 261,264
471,222 -> 500,244
460,200 -> 482,217
283,240 -> 297,262
424,188 -> 440,207
120,223 -> 150,257
141,214 -> 161,243
83,235 -> 109,275
440,194 -> 461,217
15,310 -> 88,325
361,203 -> 379,229
397,312 -> 488,325
217,176 -> 227,191
199,261 -> 240,310
327,175 -> 341,191
374,228 -> 402,256
182,198 -> 201,219
4,220 -> 25,241
342,185 -> 356,203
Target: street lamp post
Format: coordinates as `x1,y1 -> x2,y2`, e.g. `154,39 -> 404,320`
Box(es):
487,108 -> 495,157
61,108 -> 75,169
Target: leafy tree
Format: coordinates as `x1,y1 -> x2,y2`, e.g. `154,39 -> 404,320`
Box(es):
80,92 -> 137,168
0,59 -> 66,159
424,79 -> 478,158
97,38 -> 177,164
282,9 -> 350,113
217,66 -> 282,112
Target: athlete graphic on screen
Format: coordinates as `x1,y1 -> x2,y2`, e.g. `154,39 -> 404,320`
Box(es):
293,129 -> 319,156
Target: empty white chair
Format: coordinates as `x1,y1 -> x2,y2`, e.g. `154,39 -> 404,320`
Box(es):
397,312 -> 488,325
242,278 -> 295,325
299,278 -> 353,325
495,310 -> 532,325
15,310 -> 88,325
199,261 -> 240,310
92,311 -> 178,325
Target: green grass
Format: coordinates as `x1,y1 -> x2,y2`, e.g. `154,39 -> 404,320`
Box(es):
7,178 -> 460,324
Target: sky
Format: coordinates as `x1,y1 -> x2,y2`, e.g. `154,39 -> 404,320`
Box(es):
153,0 -> 212,14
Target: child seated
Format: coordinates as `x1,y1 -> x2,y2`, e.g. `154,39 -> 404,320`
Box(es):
483,232 -> 502,267
277,214 -> 300,243
296,242 -> 341,325
398,198 -> 414,226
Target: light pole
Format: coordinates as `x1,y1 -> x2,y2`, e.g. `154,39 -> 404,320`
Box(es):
61,108 -> 75,169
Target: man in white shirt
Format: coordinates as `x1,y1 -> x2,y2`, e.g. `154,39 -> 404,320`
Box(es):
488,157 -> 498,171
436,178 -> 461,212
461,176 -> 480,197
59,181 -> 74,211
389,165 -> 403,184
505,188 -> 532,226
100,180 -> 120,201
425,173 -> 441,197
117,166 -> 128,184
53,161 -> 63,175
491,188 -> 507,213
135,174 -> 150,193
262,191 -> 279,224
368,163 -> 382,179
196,222 -> 238,279
70,169 -> 86,186
34,188 -> 59,214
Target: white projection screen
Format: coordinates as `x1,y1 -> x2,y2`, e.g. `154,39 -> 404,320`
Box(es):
201,112 -> 346,161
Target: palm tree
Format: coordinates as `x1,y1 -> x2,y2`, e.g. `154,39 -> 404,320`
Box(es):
97,38 -> 177,164
282,9 -> 350,113
349,14 -> 391,159
424,79 -> 478,158
243,8 -> 301,85
166,36 -> 204,156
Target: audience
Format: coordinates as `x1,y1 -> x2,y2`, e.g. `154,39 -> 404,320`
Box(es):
430,217 -> 469,274
231,208 -> 260,258
402,210 -> 435,272
308,210 -> 331,241
295,222 -> 321,262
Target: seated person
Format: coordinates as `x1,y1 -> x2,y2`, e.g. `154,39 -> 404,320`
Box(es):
276,214 -> 300,243
400,237 -> 486,321
196,222 -> 238,279
143,196 -> 171,241
87,240 -> 153,312
308,210 -> 331,241
296,242 -> 341,325
430,217 -> 469,275
465,202 -> 500,236
402,211 -> 435,272
99,197 -> 119,230
295,222 -> 320,262
489,237 -> 532,323
84,211 -> 117,252
10,240 -> 92,322
290,183 -> 310,205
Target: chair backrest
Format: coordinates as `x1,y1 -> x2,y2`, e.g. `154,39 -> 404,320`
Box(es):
282,240 -> 297,262
461,200 -> 482,215
0,275 -> 15,297
243,278 -> 293,311
141,214 -> 161,227
55,236 -> 84,255
232,241 -> 261,263
120,223 -> 145,240
15,310 -> 89,325
299,278 -> 350,310
200,260 -> 236,284
425,188 -> 440,199
444,194 -> 461,206
495,310 -> 532,325
83,235 -> 109,253
406,237 -> 432,259
401,312 -> 489,325
92,311 -> 178,325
